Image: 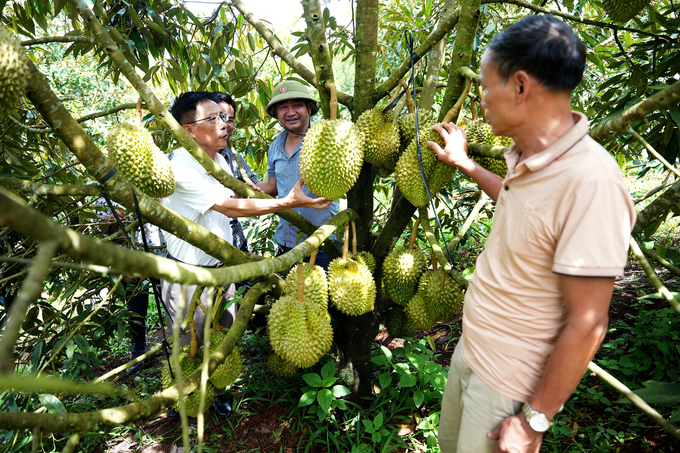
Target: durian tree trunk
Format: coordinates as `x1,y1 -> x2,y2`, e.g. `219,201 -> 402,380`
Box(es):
301,0 -> 335,119
438,0 -> 482,121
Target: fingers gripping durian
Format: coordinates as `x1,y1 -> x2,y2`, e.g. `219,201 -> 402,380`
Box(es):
0,25 -> 30,118
355,107 -> 400,165
398,109 -> 437,150
300,83 -> 364,201
459,118 -> 509,178
328,223 -> 376,316
382,220 -> 427,306
268,265 -> 333,368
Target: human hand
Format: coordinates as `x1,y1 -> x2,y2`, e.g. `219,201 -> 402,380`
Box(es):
288,179 -> 332,210
427,122 -> 471,169
488,414 -> 543,453
234,180 -> 263,198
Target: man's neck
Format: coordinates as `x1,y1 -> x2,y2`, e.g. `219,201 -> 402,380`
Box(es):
513,100 -> 576,159
284,128 -> 306,156
204,148 -> 219,161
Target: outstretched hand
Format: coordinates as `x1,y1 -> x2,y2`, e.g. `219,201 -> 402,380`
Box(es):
427,122 -> 471,169
488,414 -> 543,453
288,179 -> 332,210
234,180 -> 264,199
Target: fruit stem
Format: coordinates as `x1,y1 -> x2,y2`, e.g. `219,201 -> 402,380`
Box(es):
135,97 -> 143,128
342,223 -> 349,261
432,253 -> 438,271
471,102 -> 478,121
400,79 -> 415,114
474,80 -> 487,123
297,263 -> 305,303
443,78 -> 472,124
212,287 -> 224,331
310,249 -> 318,266
326,81 -> 338,121
408,219 -> 420,250
190,320 -> 198,359
351,220 -> 358,257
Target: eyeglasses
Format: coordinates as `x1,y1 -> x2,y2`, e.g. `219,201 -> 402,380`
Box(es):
184,112 -> 230,125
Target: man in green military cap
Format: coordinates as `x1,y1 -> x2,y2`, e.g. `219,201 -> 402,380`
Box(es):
257,80 -> 339,269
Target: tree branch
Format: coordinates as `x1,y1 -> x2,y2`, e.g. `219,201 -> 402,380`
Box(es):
445,192 -> 489,254
417,208 -> 468,289
21,35 -> 96,46
301,0 -> 335,118
0,177 -> 101,197
632,178 -> 680,236
629,237 -> 680,316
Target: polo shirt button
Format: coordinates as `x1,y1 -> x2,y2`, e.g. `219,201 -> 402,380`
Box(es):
504,186 -> 509,191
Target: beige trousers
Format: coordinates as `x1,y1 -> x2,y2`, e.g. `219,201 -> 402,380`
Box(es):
438,345 -> 522,453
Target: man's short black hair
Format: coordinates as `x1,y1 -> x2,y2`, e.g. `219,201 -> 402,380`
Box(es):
171,92 -> 214,125
486,15 -> 585,92
208,91 -> 237,116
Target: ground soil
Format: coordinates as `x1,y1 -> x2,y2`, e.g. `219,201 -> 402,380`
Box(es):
90,263 -> 680,453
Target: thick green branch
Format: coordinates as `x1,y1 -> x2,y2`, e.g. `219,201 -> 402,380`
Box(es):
353,0 -> 379,116
0,177 -> 101,197
632,178 -> 680,236
638,245 -> 680,279
418,208 -> 468,289
301,0 -> 335,118
629,237 -> 680,315
21,35 -> 96,46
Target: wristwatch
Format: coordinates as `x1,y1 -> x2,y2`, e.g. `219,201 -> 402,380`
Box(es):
522,403 -> 551,432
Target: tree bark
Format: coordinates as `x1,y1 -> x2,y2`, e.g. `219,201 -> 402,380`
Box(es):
419,0 -> 457,111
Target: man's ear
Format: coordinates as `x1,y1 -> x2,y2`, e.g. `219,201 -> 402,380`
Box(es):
514,71 -> 531,99
182,124 -> 196,138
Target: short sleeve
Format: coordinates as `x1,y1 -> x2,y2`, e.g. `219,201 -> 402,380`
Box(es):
553,178 -> 635,277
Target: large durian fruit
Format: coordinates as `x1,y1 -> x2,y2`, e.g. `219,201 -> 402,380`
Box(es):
161,346 -> 217,417
460,119 -> 509,178
355,251 -> 376,275
415,268 -> 465,321
207,329 -> 243,389
602,0 -> 651,22
0,25 -> 30,118
395,121 -> 455,208
328,224 -> 376,316
283,260 -> 328,310
382,221 -> 428,305
398,109 -> 437,150
355,107 -> 400,165
300,83 -> 364,200
106,122 -> 175,198
268,264 -> 334,369
385,307 -> 417,339
266,353 -> 299,378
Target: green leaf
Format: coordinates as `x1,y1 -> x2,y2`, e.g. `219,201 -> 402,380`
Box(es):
374,411 -> 383,428
670,406 -> 680,423
321,376 -> 338,388
379,372 -> 392,389
73,334 -> 90,355
320,361 -> 335,380
38,394 -> 67,414
413,389 -> 425,407
331,384 -> 350,398
316,388 -> 333,413
362,419 -> 373,430
615,383 -> 680,405
302,373 -> 323,388
399,373 -> 417,388
298,390 -> 317,407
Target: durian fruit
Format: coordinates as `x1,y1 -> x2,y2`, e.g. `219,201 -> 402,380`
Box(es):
464,119 -> 495,145
140,145 -> 175,198
0,26 -> 29,118
602,0 -> 651,22
405,293 -> 436,330
266,353 -> 299,378
394,122 -> 456,208
328,224 -> 376,316
385,307 -> 417,338
207,329 -> 243,389
355,107 -> 401,165
382,221 -> 427,305
283,262 -> 328,309
355,251 -> 376,275
416,269 -> 465,321
495,135 -> 513,148
473,156 -> 508,178
398,109 -> 437,149
300,83 -> 364,201
268,267 -> 334,369
161,346 -> 217,417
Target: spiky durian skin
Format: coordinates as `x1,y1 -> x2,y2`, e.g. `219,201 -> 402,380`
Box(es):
394,125 -> 455,208
416,269 -> 465,321
207,330 -> 243,389
602,0 -> 650,22
355,107 -> 400,165
300,119 -> 364,201
495,135 -> 513,148
473,156 -> 508,178
355,251 -> 376,275
161,346 -> 216,417
141,145 -> 175,198
398,110 -> 437,149
405,293 -> 436,330
0,26 -> 29,117
382,246 -> 427,305
385,307 -> 417,338
283,263 -> 329,309
107,123 -> 154,187
267,295 -> 333,369
464,120 -> 495,145
266,353 -> 299,378
328,258 -> 376,316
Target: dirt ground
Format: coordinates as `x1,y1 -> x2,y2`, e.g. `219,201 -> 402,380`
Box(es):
91,263 -> 680,453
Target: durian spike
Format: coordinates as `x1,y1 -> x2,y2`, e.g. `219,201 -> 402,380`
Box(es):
351,220 -> 358,257
326,81 -> 338,121
474,80 -> 488,124
135,97 -> 143,128
297,263 -> 305,303
440,271 -> 446,292
310,249 -> 319,266
408,219 -> 421,250
190,320 -> 198,358
443,78 -> 472,124
342,223 -> 350,261
432,253 -> 438,271
400,79 -> 415,114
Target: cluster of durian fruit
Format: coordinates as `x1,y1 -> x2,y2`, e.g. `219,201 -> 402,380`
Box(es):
161,328 -> 243,417
106,122 -> 175,198
300,83 -> 511,209
266,223 -> 376,376
0,25 -> 30,117
382,221 -> 465,337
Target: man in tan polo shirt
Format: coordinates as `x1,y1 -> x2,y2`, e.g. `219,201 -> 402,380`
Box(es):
427,15 -> 636,453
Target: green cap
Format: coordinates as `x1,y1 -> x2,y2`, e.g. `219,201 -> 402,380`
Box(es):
266,80 -> 319,118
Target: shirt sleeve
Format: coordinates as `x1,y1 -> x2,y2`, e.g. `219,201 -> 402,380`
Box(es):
267,142 -> 277,180
553,178 -> 635,277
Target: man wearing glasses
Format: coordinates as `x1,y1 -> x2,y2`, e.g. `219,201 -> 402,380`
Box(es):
162,92 -> 331,417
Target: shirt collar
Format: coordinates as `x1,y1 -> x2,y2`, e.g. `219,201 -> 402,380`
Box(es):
505,111 -> 589,176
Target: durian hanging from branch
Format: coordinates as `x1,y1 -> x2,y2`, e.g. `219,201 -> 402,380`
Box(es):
300,82 -> 364,201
